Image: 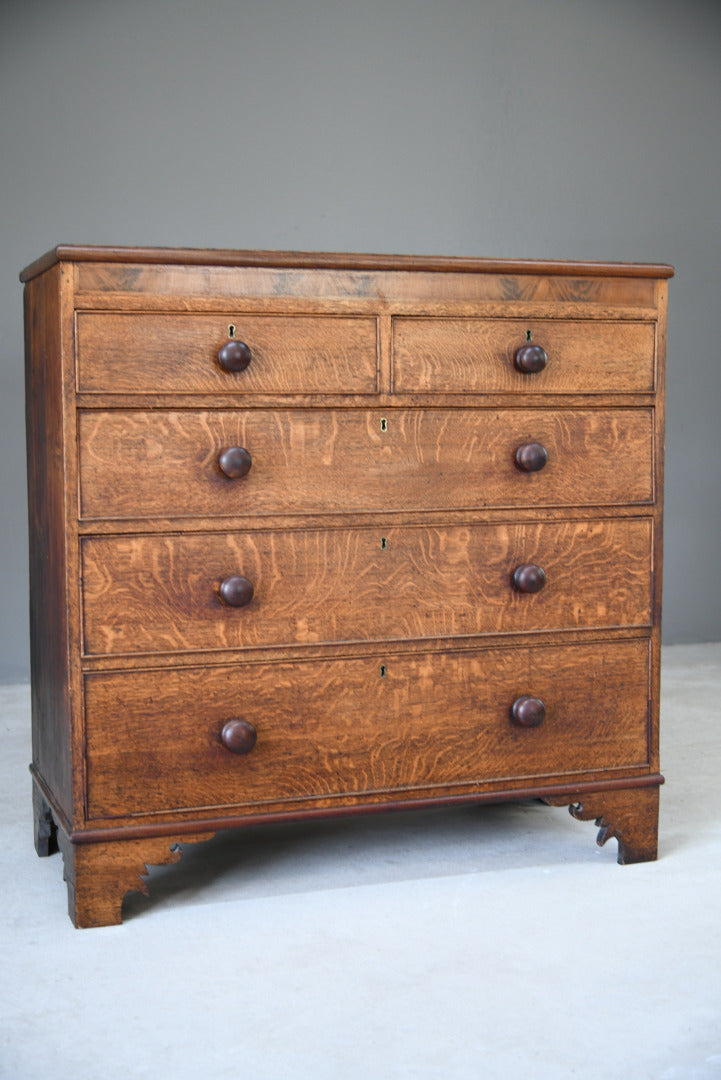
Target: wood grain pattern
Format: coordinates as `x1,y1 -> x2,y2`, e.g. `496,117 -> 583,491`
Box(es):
71,265 -> 662,309
24,267 -> 75,820
56,825 -> 214,927
546,785 -> 660,863
81,519 -> 652,656
20,244 -> 675,283
392,318 -> 655,393
77,407 -> 654,521
76,313 -> 379,393
22,245 -> 669,923
84,638 -> 651,820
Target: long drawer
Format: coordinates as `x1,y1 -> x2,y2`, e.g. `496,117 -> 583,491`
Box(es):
76,313 -> 380,394
84,638 -> 651,819
77,407 -> 654,520
81,519 -> 653,656
392,318 -> 656,393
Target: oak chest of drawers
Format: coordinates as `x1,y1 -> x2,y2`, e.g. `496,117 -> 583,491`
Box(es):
22,246 -> 673,927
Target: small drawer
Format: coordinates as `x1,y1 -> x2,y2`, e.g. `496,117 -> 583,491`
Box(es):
77,407 -> 654,521
84,639 -> 651,819
76,313 -> 379,394
392,318 -> 656,393
81,519 -> 653,656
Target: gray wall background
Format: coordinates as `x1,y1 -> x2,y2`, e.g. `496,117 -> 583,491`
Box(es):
1,0 -> 719,680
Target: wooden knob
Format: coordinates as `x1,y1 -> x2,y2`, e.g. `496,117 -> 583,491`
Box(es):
515,442 -> 548,472
218,446 -> 252,479
511,696 -> 546,727
514,344 -> 548,373
221,718 -> 257,754
217,340 -> 251,373
512,564 -> 547,593
218,575 -> 254,607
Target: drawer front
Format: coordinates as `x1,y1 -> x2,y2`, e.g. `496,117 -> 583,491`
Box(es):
392,318 -> 655,393
76,313 -> 379,393
81,519 -> 653,656
84,639 -> 651,819
78,407 -> 654,520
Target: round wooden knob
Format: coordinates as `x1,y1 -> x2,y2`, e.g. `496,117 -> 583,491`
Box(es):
511,696 -> 546,727
514,344 -> 548,373
221,718 -> 257,754
512,564 -> 547,593
217,340 -> 251,373
218,575 -> 254,607
514,442 -> 548,472
218,446 -> 252,479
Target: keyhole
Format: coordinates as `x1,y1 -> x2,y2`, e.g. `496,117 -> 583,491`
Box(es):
380,664 -> 387,677
525,329 -> 533,342
380,417 -> 388,432
380,537 -> 388,549
228,324 -> 236,338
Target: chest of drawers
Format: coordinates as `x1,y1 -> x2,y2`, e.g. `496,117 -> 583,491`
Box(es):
22,246 -> 672,927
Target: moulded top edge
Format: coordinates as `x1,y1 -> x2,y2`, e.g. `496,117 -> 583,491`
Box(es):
19,245 -> 676,283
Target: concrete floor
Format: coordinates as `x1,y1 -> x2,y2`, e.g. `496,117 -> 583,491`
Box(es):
1,643 -> 720,1079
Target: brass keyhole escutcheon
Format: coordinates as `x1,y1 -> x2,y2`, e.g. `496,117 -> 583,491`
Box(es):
380,537 -> 388,549
380,664 -> 387,677
525,328 -> 533,342
228,324 -> 236,338
380,417 -> 388,432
